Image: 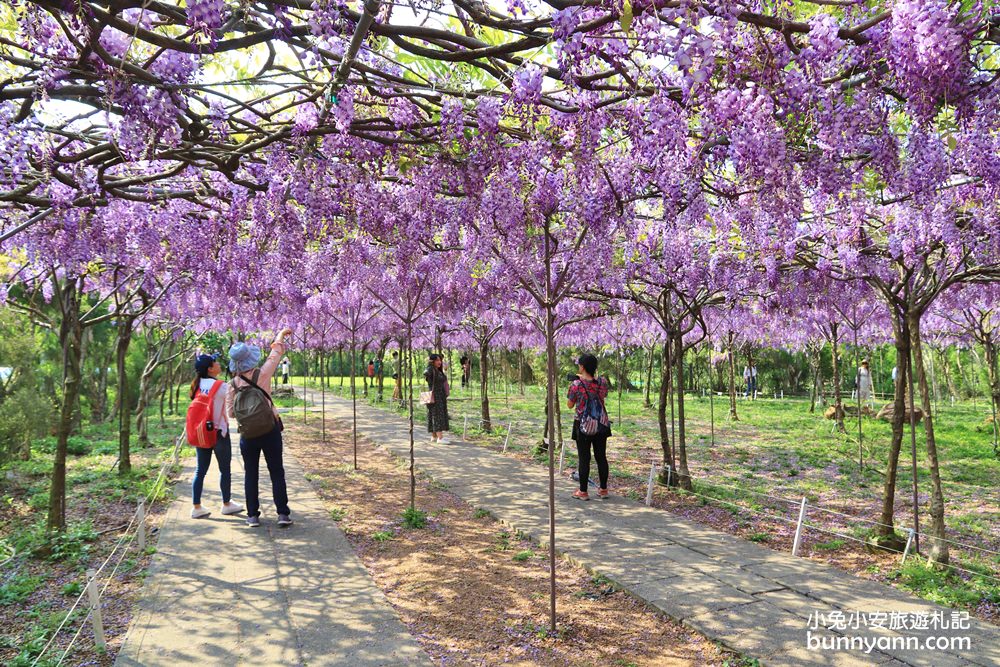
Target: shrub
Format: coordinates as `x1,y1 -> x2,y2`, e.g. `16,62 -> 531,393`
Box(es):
512,550 -> 534,562
371,531 -> 394,542
401,506 -> 427,529
0,573 -> 45,605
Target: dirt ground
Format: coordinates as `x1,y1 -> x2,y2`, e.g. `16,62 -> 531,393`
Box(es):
288,419 -> 744,667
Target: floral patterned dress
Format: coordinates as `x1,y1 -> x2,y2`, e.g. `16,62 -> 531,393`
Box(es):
424,366 -> 450,432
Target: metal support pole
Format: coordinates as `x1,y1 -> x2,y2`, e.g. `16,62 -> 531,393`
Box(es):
502,421 -> 513,452
462,415 -> 468,441
665,465 -> 672,488
901,528 -> 916,564
557,437 -> 566,473
137,500 -> 146,552
645,463 -> 656,506
86,569 -> 106,650
792,497 -> 807,556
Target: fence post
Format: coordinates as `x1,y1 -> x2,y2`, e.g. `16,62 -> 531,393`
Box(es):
791,497 -> 807,556
462,415 -> 467,440
665,465 -> 672,488
86,569 -> 106,650
901,528 -> 916,564
557,437 -> 566,473
502,421 -> 513,453
137,500 -> 146,552
645,463 -> 656,506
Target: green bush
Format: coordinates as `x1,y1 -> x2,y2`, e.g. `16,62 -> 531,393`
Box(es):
401,506 -> 427,529
14,521 -> 98,564
0,386 -> 54,463
65,435 -> 90,456
0,573 -> 46,605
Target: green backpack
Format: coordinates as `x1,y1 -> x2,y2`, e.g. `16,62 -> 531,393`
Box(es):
231,369 -> 278,438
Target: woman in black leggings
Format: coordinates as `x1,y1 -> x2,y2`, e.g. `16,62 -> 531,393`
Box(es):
567,354 -> 610,501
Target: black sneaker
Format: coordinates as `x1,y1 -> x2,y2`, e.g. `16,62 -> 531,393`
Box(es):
246,516 -> 261,528
277,514 -> 293,526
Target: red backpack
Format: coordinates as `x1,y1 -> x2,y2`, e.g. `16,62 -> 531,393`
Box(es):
186,380 -> 223,448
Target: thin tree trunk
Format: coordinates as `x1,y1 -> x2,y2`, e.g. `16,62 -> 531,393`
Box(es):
909,315 -> 949,565
727,332 -> 739,421
876,322 -> 909,548
831,323 -> 846,433
644,343 -> 655,408
115,322 -> 135,476
49,278 -> 83,532
675,333 -> 691,491
479,337 -> 492,432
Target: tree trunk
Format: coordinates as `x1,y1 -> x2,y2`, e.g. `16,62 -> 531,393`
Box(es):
49,278 -> 83,532
726,332 -> 739,421
809,345 -> 821,414
876,321 -> 908,549
831,323 -> 846,433
908,314 -> 949,565
674,333 -> 692,491
984,336 -> 1000,457
644,343 -> 655,408
115,322 -> 135,475
479,337 -> 492,432
657,341 -> 676,485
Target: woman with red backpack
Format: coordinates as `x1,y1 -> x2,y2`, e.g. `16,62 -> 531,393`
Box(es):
566,354 -> 611,501
186,354 -> 243,519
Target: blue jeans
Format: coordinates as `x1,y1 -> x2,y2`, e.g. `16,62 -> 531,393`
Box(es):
240,426 -> 290,518
192,432 -> 232,505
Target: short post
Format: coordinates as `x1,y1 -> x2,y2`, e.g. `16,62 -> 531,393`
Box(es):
173,439 -> 180,465
462,415 -> 468,440
665,465 -> 672,488
645,463 -> 656,506
791,497 -> 807,556
781,390 -> 784,399
900,528 -> 916,564
557,437 -> 566,473
86,569 -> 106,650
137,500 -> 146,552
502,421 -> 513,453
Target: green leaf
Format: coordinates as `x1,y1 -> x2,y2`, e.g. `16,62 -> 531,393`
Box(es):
620,0 -> 633,33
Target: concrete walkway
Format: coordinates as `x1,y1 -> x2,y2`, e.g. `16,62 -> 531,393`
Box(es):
116,432 -> 429,666
314,394 -> 1000,667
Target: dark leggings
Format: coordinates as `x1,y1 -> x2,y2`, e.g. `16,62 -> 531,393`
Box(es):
576,435 -> 609,493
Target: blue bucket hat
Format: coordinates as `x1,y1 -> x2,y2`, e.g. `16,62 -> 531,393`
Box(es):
228,342 -> 261,373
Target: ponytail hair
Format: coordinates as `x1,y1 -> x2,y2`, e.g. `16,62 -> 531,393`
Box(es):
190,367 -> 212,399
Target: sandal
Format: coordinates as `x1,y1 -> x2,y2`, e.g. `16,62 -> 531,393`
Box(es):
572,490 -> 590,501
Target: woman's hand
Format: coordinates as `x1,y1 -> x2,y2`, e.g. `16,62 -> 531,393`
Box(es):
275,327 -> 293,343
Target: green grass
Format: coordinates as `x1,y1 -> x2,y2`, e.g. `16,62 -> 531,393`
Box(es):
328,507 -> 347,521
891,561 -> 1000,609
512,549 -> 534,562
371,531 -> 394,542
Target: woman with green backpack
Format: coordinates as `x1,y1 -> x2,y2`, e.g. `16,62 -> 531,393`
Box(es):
566,354 -> 611,501
226,327 -> 294,528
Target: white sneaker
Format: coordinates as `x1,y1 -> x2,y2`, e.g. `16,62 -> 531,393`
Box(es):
221,502 -> 244,515
191,507 -> 210,519
438,437 -> 449,444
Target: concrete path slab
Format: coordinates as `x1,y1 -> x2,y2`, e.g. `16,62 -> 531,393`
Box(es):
116,437 -> 429,667
313,394 -> 1000,667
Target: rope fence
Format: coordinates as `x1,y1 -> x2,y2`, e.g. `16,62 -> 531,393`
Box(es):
29,432 -> 185,667
640,461 -> 1000,586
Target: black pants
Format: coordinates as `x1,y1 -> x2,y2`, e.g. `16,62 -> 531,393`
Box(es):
575,434 -> 609,492
240,426 -> 290,518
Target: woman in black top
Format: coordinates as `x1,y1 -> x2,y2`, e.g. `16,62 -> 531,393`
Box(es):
425,354 -> 450,443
